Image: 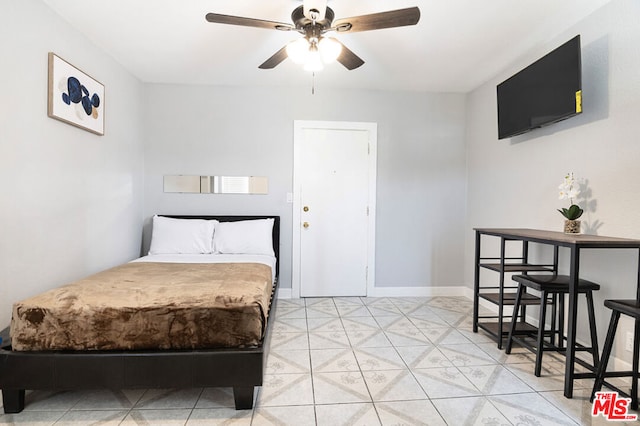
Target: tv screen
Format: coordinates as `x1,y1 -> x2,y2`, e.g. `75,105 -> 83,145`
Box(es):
497,35 -> 582,139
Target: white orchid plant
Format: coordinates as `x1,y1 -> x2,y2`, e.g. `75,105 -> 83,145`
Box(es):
557,172 -> 583,220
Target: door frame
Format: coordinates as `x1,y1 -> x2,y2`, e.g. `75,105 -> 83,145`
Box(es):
292,120 -> 377,298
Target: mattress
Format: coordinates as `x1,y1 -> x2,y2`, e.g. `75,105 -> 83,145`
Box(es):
10,257 -> 274,351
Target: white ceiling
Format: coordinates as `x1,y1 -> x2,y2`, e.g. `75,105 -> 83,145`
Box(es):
42,0 -> 611,93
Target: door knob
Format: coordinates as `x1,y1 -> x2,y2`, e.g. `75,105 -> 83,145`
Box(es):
303,206 -> 309,212
303,222 -> 310,228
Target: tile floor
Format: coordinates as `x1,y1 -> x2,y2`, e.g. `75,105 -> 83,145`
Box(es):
1,296 -> 637,425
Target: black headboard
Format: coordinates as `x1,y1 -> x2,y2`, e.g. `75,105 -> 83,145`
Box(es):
161,215 -> 280,277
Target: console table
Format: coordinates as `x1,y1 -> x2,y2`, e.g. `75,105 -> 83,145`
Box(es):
473,228 -> 640,398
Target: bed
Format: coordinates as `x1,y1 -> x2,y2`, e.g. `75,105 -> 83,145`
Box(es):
0,215 -> 280,413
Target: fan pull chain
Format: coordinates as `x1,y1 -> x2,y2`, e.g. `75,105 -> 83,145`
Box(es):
312,72 -> 315,95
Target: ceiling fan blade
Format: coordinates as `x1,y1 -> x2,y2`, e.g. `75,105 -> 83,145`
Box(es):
259,46 -> 289,69
332,7 -> 420,33
205,13 -> 295,31
335,41 -> 365,70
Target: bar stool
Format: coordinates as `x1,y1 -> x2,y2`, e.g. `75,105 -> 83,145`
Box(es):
590,299 -> 640,410
505,274 -> 600,377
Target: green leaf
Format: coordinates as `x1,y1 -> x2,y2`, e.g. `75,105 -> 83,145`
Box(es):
566,204 -> 583,220
558,205 -> 583,220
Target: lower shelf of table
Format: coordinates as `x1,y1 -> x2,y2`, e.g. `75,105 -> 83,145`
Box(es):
476,321 -> 538,339
479,292 -> 541,305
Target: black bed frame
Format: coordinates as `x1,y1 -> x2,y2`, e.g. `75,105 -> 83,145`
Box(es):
0,215 -> 280,413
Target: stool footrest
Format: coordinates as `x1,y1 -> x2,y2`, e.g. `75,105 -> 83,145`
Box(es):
573,372 -> 597,379
511,336 -> 596,354
598,371 -> 637,378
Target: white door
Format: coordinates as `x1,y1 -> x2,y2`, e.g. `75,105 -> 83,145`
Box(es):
293,121 -> 376,297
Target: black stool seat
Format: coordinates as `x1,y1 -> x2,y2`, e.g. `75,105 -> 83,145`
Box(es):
512,274 -> 601,292
604,299 -> 640,317
506,274 -> 600,377
591,299 -> 640,410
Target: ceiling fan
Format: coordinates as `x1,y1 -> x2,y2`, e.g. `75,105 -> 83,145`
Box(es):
205,0 -> 420,71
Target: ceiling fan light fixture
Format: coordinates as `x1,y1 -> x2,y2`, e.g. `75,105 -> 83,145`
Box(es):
303,44 -> 324,72
319,37 -> 342,63
286,38 -> 310,64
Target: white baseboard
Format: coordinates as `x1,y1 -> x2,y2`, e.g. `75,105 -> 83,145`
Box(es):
369,286 -> 472,298
611,356 -> 634,371
278,286 -> 474,299
276,288 -> 292,299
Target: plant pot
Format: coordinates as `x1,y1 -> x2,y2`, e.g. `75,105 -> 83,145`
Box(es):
564,219 -> 581,234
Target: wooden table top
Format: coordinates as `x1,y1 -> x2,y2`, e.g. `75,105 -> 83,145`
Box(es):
474,228 -> 640,248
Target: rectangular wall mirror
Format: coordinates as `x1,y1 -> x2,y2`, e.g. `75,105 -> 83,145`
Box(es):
163,175 -> 268,194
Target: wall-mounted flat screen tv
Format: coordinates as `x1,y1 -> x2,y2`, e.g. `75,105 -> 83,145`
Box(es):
497,35 -> 582,140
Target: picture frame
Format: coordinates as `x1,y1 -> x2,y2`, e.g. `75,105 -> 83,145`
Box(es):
47,52 -> 105,135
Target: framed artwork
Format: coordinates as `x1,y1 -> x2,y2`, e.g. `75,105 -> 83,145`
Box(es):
47,52 -> 104,135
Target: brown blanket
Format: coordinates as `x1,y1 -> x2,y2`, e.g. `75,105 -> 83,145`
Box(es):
11,262 -> 273,351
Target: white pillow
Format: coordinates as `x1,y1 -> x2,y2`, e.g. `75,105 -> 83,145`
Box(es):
214,218 -> 274,256
149,215 -> 217,255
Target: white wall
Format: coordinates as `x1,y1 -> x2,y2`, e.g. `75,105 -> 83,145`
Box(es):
465,0 -> 640,364
142,85 -> 467,293
0,0 -> 145,326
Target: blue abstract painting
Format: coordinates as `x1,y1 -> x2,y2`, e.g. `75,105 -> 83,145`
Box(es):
48,53 -> 104,135
61,76 -> 101,117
